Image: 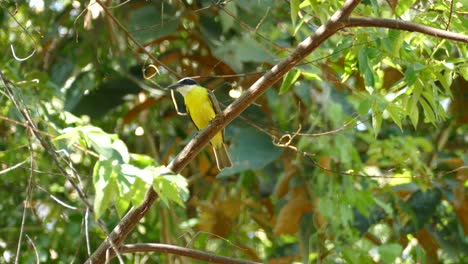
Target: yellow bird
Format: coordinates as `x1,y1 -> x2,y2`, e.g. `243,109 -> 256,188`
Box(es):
167,78 -> 232,170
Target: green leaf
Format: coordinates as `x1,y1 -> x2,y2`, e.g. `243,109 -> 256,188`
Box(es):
219,1 -> 237,33
378,244 -> 402,263
386,103 -> 403,130
290,0 -> 300,27
93,160 -> 117,219
115,195 -> 131,218
358,98 -> 371,116
130,178 -> 148,207
130,153 -> 156,167
407,82 -> 422,128
151,168 -> 189,207
83,127 -> 114,159
302,71 -> 322,81
116,165 -> 136,197
279,69 -> 301,95
404,63 -> 425,86
395,0 -> 416,16
374,197 -> 394,215
419,98 -> 435,124
112,139 -> 130,164
358,48 -> 375,92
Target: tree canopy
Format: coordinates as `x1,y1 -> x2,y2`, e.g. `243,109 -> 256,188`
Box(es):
1,0 -> 467,263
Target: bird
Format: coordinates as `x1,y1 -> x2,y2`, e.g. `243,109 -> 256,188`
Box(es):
167,78 -> 232,170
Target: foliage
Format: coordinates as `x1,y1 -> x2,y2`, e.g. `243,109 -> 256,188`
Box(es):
1,0 -> 467,263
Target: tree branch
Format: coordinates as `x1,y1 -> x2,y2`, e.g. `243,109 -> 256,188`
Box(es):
346,17 -> 468,43
110,243 -> 260,264
86,0 -> 361,262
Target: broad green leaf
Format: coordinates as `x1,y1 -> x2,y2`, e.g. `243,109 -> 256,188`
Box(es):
93,160 -> 117,219
407,82 -> 422,128
386,103 -> 403,130
419,98 -> 435,124
378,244 -> 402,263
279,69 -> 301,95
358,98 -> 372,116
116,165 -> 136,197
358,48 -> 375,92
85,129 -> 114,159
115,195 -> 131,218
121,164 -> 154,184
340,203 -> 352,225
130,178 -> 149,207
114,176 -> 149,217
459,64 -> 468,80
374,197 -> 394,215
112,139 -> 130,164
408,101 -> 419,128
383,30 -> 405,58
153,174 -> 189,207
354,190 -> 375,218
435,66 -> 453,97
404,64 -> 425,86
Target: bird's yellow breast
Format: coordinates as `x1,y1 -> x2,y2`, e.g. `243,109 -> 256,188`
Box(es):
182,86 -> 224,147
184,86 -> 216,129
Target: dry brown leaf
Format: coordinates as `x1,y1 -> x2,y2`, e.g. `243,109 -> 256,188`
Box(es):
274,170 -> 295,198
414,228 -> 439,263
274,187 -> 312,235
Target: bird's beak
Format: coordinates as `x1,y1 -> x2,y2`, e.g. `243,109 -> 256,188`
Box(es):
166,83 -> 182,90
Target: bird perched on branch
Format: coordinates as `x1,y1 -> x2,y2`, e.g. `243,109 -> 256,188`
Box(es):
167,78 -> 232,170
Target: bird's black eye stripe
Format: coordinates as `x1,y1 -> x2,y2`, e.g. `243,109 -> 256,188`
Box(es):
178,78 -> 199,86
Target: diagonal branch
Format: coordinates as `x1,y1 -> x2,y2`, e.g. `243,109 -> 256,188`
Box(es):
86,0 -> 361,263
346,17 -> 468,43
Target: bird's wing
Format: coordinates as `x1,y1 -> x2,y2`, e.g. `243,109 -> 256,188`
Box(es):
207,89 -> 222,115
207,89 -> 225,139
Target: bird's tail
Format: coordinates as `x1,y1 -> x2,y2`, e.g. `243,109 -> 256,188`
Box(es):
213,143 -> 232,170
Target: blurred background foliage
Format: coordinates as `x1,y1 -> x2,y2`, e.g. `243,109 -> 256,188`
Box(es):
1,0 -> 468,263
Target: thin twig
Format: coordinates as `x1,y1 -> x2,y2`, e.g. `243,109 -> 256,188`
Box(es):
3,6 -> 37,61
446,0 -> 454,30
113,243 -> 261,264
255,7 -> 270,32
346,17 -> 468,43
0,159 -> 28,175
14,132 -> 35,264
85,208 -> 92,256
35,185 -> 78,210
25,235 -> 39,264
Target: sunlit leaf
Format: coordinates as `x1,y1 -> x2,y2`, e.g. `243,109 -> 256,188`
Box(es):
279,69 -> 301,95
93,160 -> 117,219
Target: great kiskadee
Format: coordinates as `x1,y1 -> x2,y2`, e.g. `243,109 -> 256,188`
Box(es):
167,78 -> 232,170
